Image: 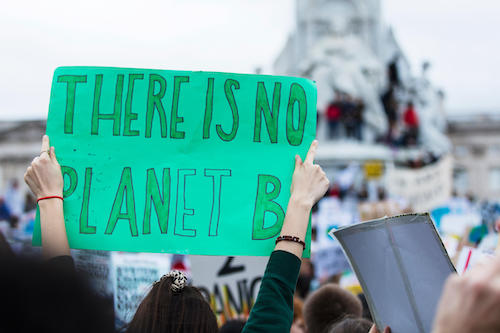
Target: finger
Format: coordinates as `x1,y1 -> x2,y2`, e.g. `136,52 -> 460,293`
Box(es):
368,324 -> 379,333
305,140 -> 318,164
41,135 -> 50,153
295,154 -> 302,169
50,146 -> 58,163
384,326 -> 391,333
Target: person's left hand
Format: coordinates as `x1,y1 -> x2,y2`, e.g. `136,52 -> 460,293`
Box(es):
369,324 -> 391,333
24,135 -> 63,198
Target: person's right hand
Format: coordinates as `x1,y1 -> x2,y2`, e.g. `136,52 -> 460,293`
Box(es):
24,135 -> 63,198
432,256 -> 500,333
290,140 -> 329,208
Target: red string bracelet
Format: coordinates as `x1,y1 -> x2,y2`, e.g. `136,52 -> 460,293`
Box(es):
275,235 -> 306,250
37,195 -> 64,204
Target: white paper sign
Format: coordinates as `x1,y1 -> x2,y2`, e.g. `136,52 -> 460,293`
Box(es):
387,155 -> 452,212
110,252 -> 171,324
313,244 -> 351,279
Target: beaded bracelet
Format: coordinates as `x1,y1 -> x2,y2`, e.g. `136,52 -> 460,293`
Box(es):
37,195 -> 64,204
275,235 -> 306,250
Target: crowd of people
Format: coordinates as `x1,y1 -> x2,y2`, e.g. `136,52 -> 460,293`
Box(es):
321,61 -> 423,149
324,92 -> 365,141
1,136 -> 500,333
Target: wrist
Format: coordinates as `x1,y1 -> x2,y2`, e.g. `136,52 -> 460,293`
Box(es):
37,196 -> 64,208
288,194 -> 314,211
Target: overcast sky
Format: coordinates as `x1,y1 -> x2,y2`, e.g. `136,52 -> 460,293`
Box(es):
1,0 -> 499,120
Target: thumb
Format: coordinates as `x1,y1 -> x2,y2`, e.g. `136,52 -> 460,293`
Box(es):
295,154 -> 302,169
50,146 -> 59,164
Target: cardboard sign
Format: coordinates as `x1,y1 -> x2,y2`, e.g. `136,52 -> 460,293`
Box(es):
313,244 -> 351,279
33,66 -> 316,256
332,214 -> 455,333
190,255 -> 267,323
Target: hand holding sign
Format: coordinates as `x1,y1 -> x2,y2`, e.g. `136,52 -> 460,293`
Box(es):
290,140 -> 329,208
25,135 -> 69,259
24,135 -> 63,199
276,140 -> 329,258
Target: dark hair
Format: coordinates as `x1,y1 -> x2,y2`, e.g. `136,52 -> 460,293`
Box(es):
0,256 -> 114,333
304,284 -> 362,333
328,316 -> 372,333
357,293 -> 373,321
219,319 -> 246,333
126,275 -> 218,333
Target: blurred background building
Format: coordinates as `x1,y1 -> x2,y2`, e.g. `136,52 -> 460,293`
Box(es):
0,0 -> 495,219
447,114 -> 500,201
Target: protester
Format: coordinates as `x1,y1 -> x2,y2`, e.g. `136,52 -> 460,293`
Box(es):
353,98 -> 364,140
25,136 -> 329,333
341,95 -> 358,140
403,101 -> 419,146
381,87 -> 398,138
125,270 -> 219,332
303,283 -> 363,333
0,196 -> 11,221
5,179 -> 24,220
326,95 -> 342,139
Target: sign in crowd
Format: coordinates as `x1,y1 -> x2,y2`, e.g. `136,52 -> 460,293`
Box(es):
33,66 -> 317,256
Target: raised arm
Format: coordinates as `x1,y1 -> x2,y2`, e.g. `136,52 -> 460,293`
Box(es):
24,135 -> 68,259
243,140 -> 329,333
275,140 -> 329,257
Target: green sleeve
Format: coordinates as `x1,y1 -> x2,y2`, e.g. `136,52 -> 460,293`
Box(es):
242,250 -> 301,333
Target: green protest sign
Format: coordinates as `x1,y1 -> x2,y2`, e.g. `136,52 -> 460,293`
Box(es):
33,66 -> 317,256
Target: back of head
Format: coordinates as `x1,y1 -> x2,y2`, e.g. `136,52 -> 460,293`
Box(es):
328,317 -> 372,333
126,272 -> 218,333
304,283 -> 362,333
0,256 -> 114,333
219,319 -> 246,333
